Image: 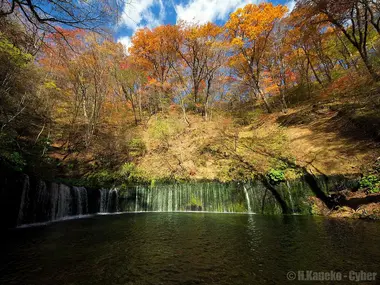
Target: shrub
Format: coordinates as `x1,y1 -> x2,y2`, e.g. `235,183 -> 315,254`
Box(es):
128,138 -> 146,157
119,162 -> 137,178
86,169 -> 116,188
267,168 -> 286,184
8,151 -> 27,171
359,175 -> 380,194
118,162 -> 146,182
233,109 -> 263,126
148,118 -> 184,147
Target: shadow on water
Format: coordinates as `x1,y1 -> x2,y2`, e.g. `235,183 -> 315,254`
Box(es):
1,213 -> 379,285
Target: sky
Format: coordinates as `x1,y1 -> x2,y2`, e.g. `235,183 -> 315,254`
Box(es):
115,0 -> 296,52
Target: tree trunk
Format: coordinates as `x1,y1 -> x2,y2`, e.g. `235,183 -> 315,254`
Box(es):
180,99 -> 191,127
360,50 -> 380,81
280,88 -> 288,113
258,89 -> 272,113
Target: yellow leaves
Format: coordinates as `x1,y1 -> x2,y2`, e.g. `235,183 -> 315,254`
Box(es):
231,37 -> 244,47
44,80 -> 57,89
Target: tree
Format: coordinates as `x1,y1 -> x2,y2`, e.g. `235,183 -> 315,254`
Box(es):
40,29 -> 122,148
0,0 -> 123,34
287,9 -> 337,87
116,59 -> 147,125
266,20 -> 291,111
296,0 -> 380,81
226,3 -> 288,113
362,0 -> 380,35
175,22 -> 226,118
129,25 -> 179,113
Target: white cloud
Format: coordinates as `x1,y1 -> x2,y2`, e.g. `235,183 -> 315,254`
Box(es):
175,0 -> 260,24
117,36 -> 133,55
285,0 -> 296,13
118,0 -> 166,53
120,0 -> 166,32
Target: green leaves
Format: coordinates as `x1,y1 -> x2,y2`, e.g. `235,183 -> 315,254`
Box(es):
0,33 -> 33,67
359,175 -> 380,194
267,168 -> 286,184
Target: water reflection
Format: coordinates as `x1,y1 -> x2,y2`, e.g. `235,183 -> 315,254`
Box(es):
0,213 -> 379,285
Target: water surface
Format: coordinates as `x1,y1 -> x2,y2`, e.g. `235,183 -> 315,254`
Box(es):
1,213 -> 379,284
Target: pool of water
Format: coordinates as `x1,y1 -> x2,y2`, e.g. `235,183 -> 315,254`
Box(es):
1,213 -> 379,284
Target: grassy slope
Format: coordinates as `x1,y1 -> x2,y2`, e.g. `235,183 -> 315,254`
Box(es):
38,74 -> 380,187
137,84 -> 380,181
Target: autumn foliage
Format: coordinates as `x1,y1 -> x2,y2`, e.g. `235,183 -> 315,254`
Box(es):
0,1 -> 380,178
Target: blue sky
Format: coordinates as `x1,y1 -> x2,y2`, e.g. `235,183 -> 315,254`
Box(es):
115,0 -> 296,51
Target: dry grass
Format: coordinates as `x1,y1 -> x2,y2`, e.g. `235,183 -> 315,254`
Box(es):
136,83 -> 380,181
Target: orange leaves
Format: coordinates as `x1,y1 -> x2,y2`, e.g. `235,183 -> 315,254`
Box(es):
129,25 -> 179,84
225,3 -> 288,96
226,3 -> 287,42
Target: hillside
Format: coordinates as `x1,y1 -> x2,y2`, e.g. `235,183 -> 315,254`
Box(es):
122,79 -> 380,182
1,1 -> 380,219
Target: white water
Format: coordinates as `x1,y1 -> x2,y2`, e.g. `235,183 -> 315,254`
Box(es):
243,185 -> 252,213
286,181 -> 295,213
100,188 -> 119,213
13,175 -> 302,227
54,184 -> 72,220
72,186 -> 88,214
17,179 -> 90,225
123,184 -> 242,213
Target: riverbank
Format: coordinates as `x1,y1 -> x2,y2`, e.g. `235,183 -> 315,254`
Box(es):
310,190 -> 380,220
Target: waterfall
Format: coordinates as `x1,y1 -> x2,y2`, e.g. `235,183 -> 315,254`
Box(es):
135,187 -> 138,212
34,180 -> 50,222
108,189 -> 119,213
15,177 -> 91,226
72,186 -> 88,215
99,188 -> 118,213
243,185 -> 252,213
117,183 -> 270,213
17,175 -> 30,225
52,184 -> 72,220
7,172 -> 341,228
99,189 -> 109,213
285,181 -> 295,213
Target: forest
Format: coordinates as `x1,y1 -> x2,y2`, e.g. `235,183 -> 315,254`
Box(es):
0,0 -> 380,191
2,2 -> 380,283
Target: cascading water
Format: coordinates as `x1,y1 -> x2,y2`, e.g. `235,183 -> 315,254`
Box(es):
99,189 -> 109,213
117,183 -> 278,213
99,188 -> 119,213
53,184 -> 72,220
2,172 -> 356,227
34,180 -> 50,222
285,181 -> 295,213
15,177 -> 91,226
108,189 -> 119,213
72,186 -> 88,215
243,185 -> 252,213
17,175 -> 30,225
